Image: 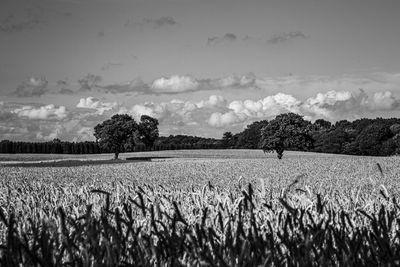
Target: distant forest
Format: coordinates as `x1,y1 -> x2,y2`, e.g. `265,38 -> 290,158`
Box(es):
1,116 -> 400,156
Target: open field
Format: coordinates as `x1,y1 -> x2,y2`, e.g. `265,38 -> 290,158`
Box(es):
1,150 -> 400,265
0,149 -> 348,162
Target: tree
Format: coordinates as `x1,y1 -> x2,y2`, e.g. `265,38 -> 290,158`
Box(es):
138,115 -> 159,149
313,119 -> 331,130
355,122 -> 394,156
235,120 -> 269,149
222,132 -> 233,148
259,113 -> 314,159
313,128 -> 349,154
94,114 -> 139,159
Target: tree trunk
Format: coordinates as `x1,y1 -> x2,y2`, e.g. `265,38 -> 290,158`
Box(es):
114,152 -> 119,160
276,147 -> 284,159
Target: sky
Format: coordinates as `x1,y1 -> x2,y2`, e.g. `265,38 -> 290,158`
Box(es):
1,0 -> 400,141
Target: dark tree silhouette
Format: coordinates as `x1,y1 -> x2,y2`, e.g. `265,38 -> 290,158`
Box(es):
222,132 -> 233,148
313,119 -> 332,130
356,123 -> 394,156
138,115 -> 159,149
236,120 -> 269,149
94,114 -> 139,159
259,113 -> 313,159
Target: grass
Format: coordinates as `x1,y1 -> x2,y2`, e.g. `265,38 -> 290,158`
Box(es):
0,150 -> 400,265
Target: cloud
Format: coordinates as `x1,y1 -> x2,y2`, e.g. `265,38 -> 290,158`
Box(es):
205,74 -> 258,89
208,93 -> 301,127
0,102 -> 14,121
208,111 -> 244,128
78,74 -> 102,91
55,79 -> 76,94
207,33 -> 238,45
34,120 -> 96,142
98,74 -> 258,95
369,91 -> 399,110
3,87 -> 400,141
125,16 -> 177,28
121,95 -> 229,129
97,78 -> 149,94
302,89 -> 400,120
267,31 -> 309,44
196,95 -> 227,108
36,124 -> 63,141
13,76 -> 48,97
12,104 -> 67,120
68,72 -> 399,97
151,75 -> 199,93
76,97 -> 117,115
207,90 -> 400,128
206,32 -> 308,46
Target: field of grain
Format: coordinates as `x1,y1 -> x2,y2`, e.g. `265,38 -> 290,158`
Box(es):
1,150 -> 400,265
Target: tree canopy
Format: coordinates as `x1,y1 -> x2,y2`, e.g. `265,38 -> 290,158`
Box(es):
94,114 -> 139,159
138,115 -> 159,148
259,113 -> 313,159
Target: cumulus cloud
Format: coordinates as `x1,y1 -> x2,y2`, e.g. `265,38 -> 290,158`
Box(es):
369,91 -> 399,110
34,120 -> 96,142
302,89 -> 400,120
208,111 -> 244,128
125,16 -> 177,28
13,104 -> 67,120
208,90 -> 400,128
207,33 -> 237,45
208,93 -> 301,127
120,95 -> 229,129
75,127 -> 94,142
196,95 -> 227,108
267,31 -> 309,44
14,76 -> 48,97
76,97 -> 117,115
36,124 -> 63,141
3,87 -> 400,141
151,75 -> 199,93
112,90 -> 400,135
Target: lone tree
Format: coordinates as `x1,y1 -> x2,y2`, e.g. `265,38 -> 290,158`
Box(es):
94,114 -> 139,159
94,114 -> 159,159
259,113 -> 314,159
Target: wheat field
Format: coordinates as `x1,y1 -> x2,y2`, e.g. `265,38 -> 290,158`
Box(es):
1,150 -> 400,265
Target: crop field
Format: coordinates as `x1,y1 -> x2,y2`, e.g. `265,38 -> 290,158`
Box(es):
1,150 -> 400,265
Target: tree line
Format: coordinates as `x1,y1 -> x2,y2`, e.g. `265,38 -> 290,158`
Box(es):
0,138 -> 224,155
222,113 -> 400,157
1,113 -> 400,157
